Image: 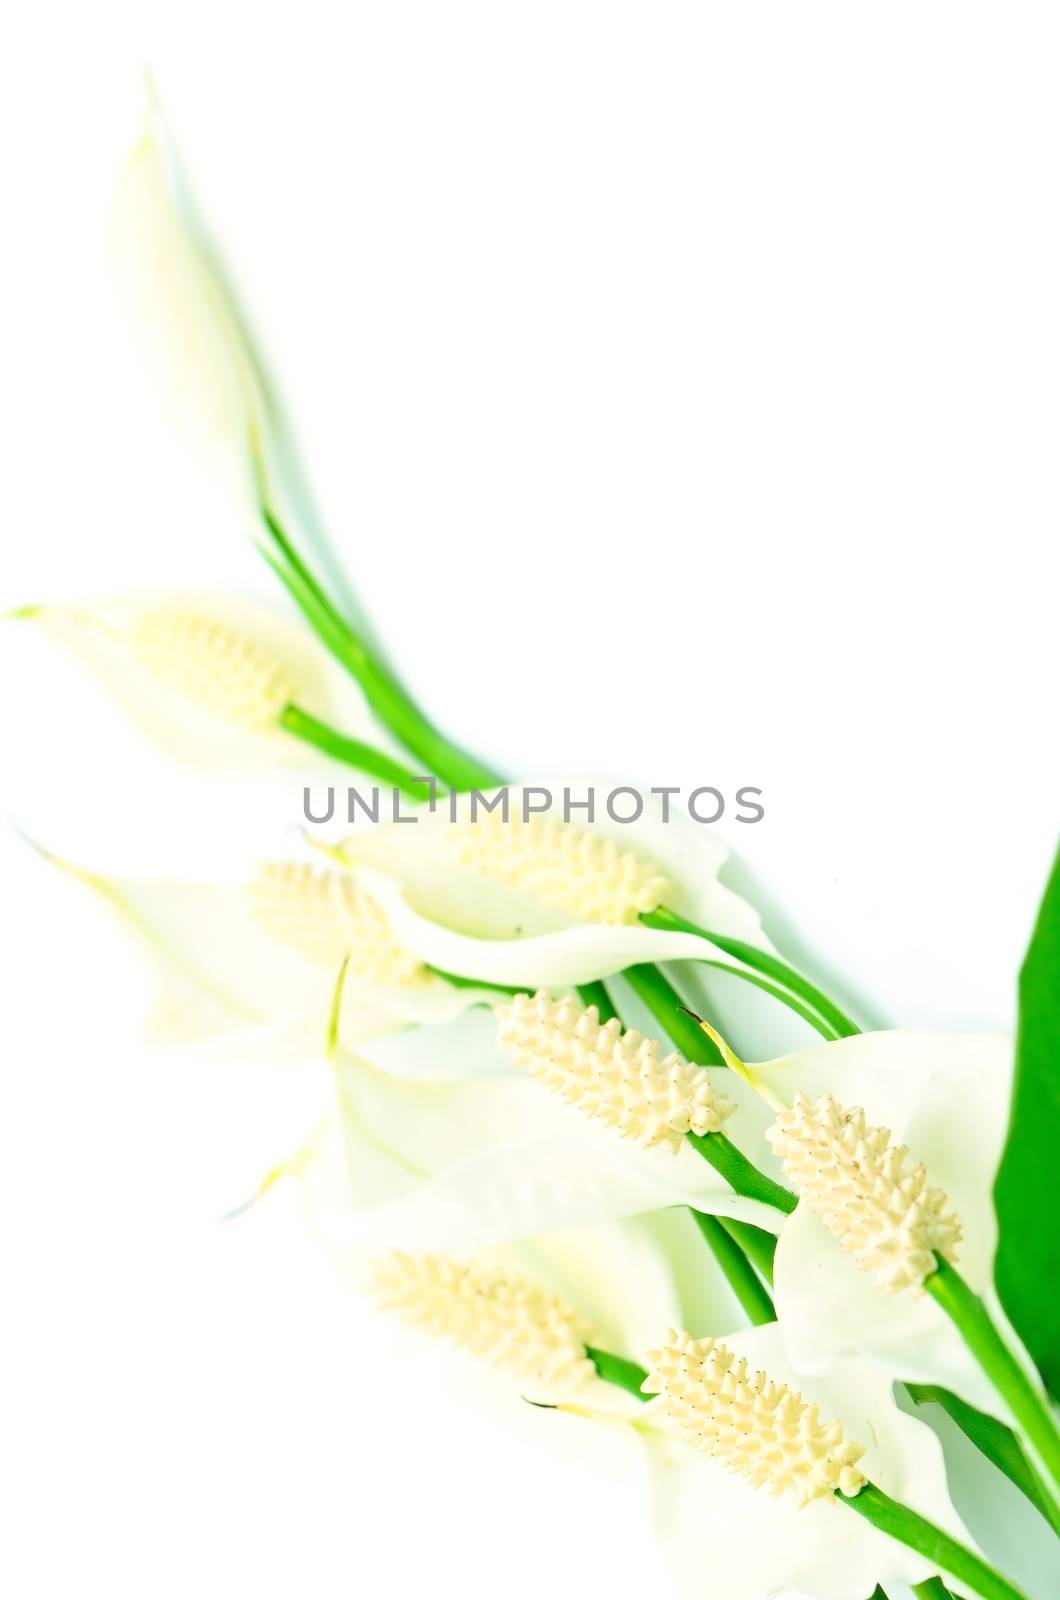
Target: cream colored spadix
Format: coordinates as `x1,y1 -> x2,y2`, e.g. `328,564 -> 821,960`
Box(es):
495,990 -> 735,1152
369,1251 -> 597,1396
641,1328 -> 867,1506
246,862 -> 430,988
450,812 -> 670,925
131,605 -> 294,731
767,1091 -> 961,1293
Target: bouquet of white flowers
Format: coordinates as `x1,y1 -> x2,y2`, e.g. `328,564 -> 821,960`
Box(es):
9,94 -> 1058,1600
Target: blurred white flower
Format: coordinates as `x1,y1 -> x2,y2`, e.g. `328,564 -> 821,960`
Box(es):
109,94 -> 270,509
24,842 -> 483,1048
12,593 -> 378,771
289,1032 -> 782,1258
337,784 -> 772,989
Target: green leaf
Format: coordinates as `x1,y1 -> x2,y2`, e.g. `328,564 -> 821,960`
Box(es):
994,843 -> 1060,1400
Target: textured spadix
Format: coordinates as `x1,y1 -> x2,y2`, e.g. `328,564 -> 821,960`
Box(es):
247,863 -> 430,987
767,1091 -> 961,1293
496,990 -> 735,1152
369,1251 -> 596,1395
642,1329 -> 867,1505
450,812 -> 670,925
131,606 -> 294,731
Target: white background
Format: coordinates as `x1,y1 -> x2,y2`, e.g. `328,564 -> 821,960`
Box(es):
2,6 -> 1058,1597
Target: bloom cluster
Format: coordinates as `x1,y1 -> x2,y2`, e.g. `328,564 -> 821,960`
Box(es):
10,103 -> 1052,1600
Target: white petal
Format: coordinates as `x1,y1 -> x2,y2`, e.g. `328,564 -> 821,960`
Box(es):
332,780 -> 773,986
643,1323 -> 977,1600
33,848 -> 480,1049
759,1031 -> 1019,1415
354,864 -> 762,988
21,594 -> 381,773
292,1047 -> 783,1279
110,110 -> 267,507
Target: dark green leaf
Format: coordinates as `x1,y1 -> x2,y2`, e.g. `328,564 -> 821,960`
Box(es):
994,844 -> 1060,1399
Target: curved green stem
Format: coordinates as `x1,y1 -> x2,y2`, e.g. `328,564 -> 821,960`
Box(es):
279,703 -> 430,798
261,512 -> 500,792
620,962 -> 796,1217
578,980 -> 618,1022
693,956 -> 842,1039
842,1482 -> 1027,1600
640,905 -> 860,1039
623,963 -> 725,1063
688,1211 -> 774,1325
685,1129 -> 796,1215
927,1258 -> 1060,1509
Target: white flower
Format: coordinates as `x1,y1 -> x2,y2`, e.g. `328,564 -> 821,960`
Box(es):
335,782 -> 772,989
638,1322 -> 978,1600
12,593 -> 381,771
23,841 -> 484,1049
109,97 -> 269,509
767,1088 -> 962,1292
292,1029 -> 782,1257
751,1030 -> 1023,1420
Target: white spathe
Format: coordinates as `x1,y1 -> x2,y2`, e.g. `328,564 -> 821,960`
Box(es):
641,1323 -> 979,1600
335,782 -> 772,987
16,594 -> 383,772
292,1045 -> 783,1257
109,101 -> 269,511
24,843 -> 488,1049
757,1030 -> 1024,1420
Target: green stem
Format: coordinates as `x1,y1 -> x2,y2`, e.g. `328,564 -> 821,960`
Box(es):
927,1257 -> 1060,1505
620,962 -> 796,1217
716,1216 -> 777,1284
260,515 -> 500,792
685,1129 -> 796,1215
640,905 -> 860,1039
913,1581 -> 959,1600
279,703 -> 430,797
578,980 -> 618,1023
261,504 -> 353,639
688,1211 -> 774,1326
623,963 -> 724,1063
842,1482 -> 1027,1600
906,1382 -> 1060,1535
693,956 -> 842,1039
586,1346 -> 648,1397
599,980 -> 779,1318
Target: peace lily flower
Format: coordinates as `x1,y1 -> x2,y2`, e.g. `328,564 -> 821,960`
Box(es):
638,1325 -> 1021,1600
110,90 -> 270,511
23,839 -> 486,1047
9,593 -> 409,776
335,785 -> 775,991
282,1024 -> 784,1258
685,1024 -> 1060,1483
